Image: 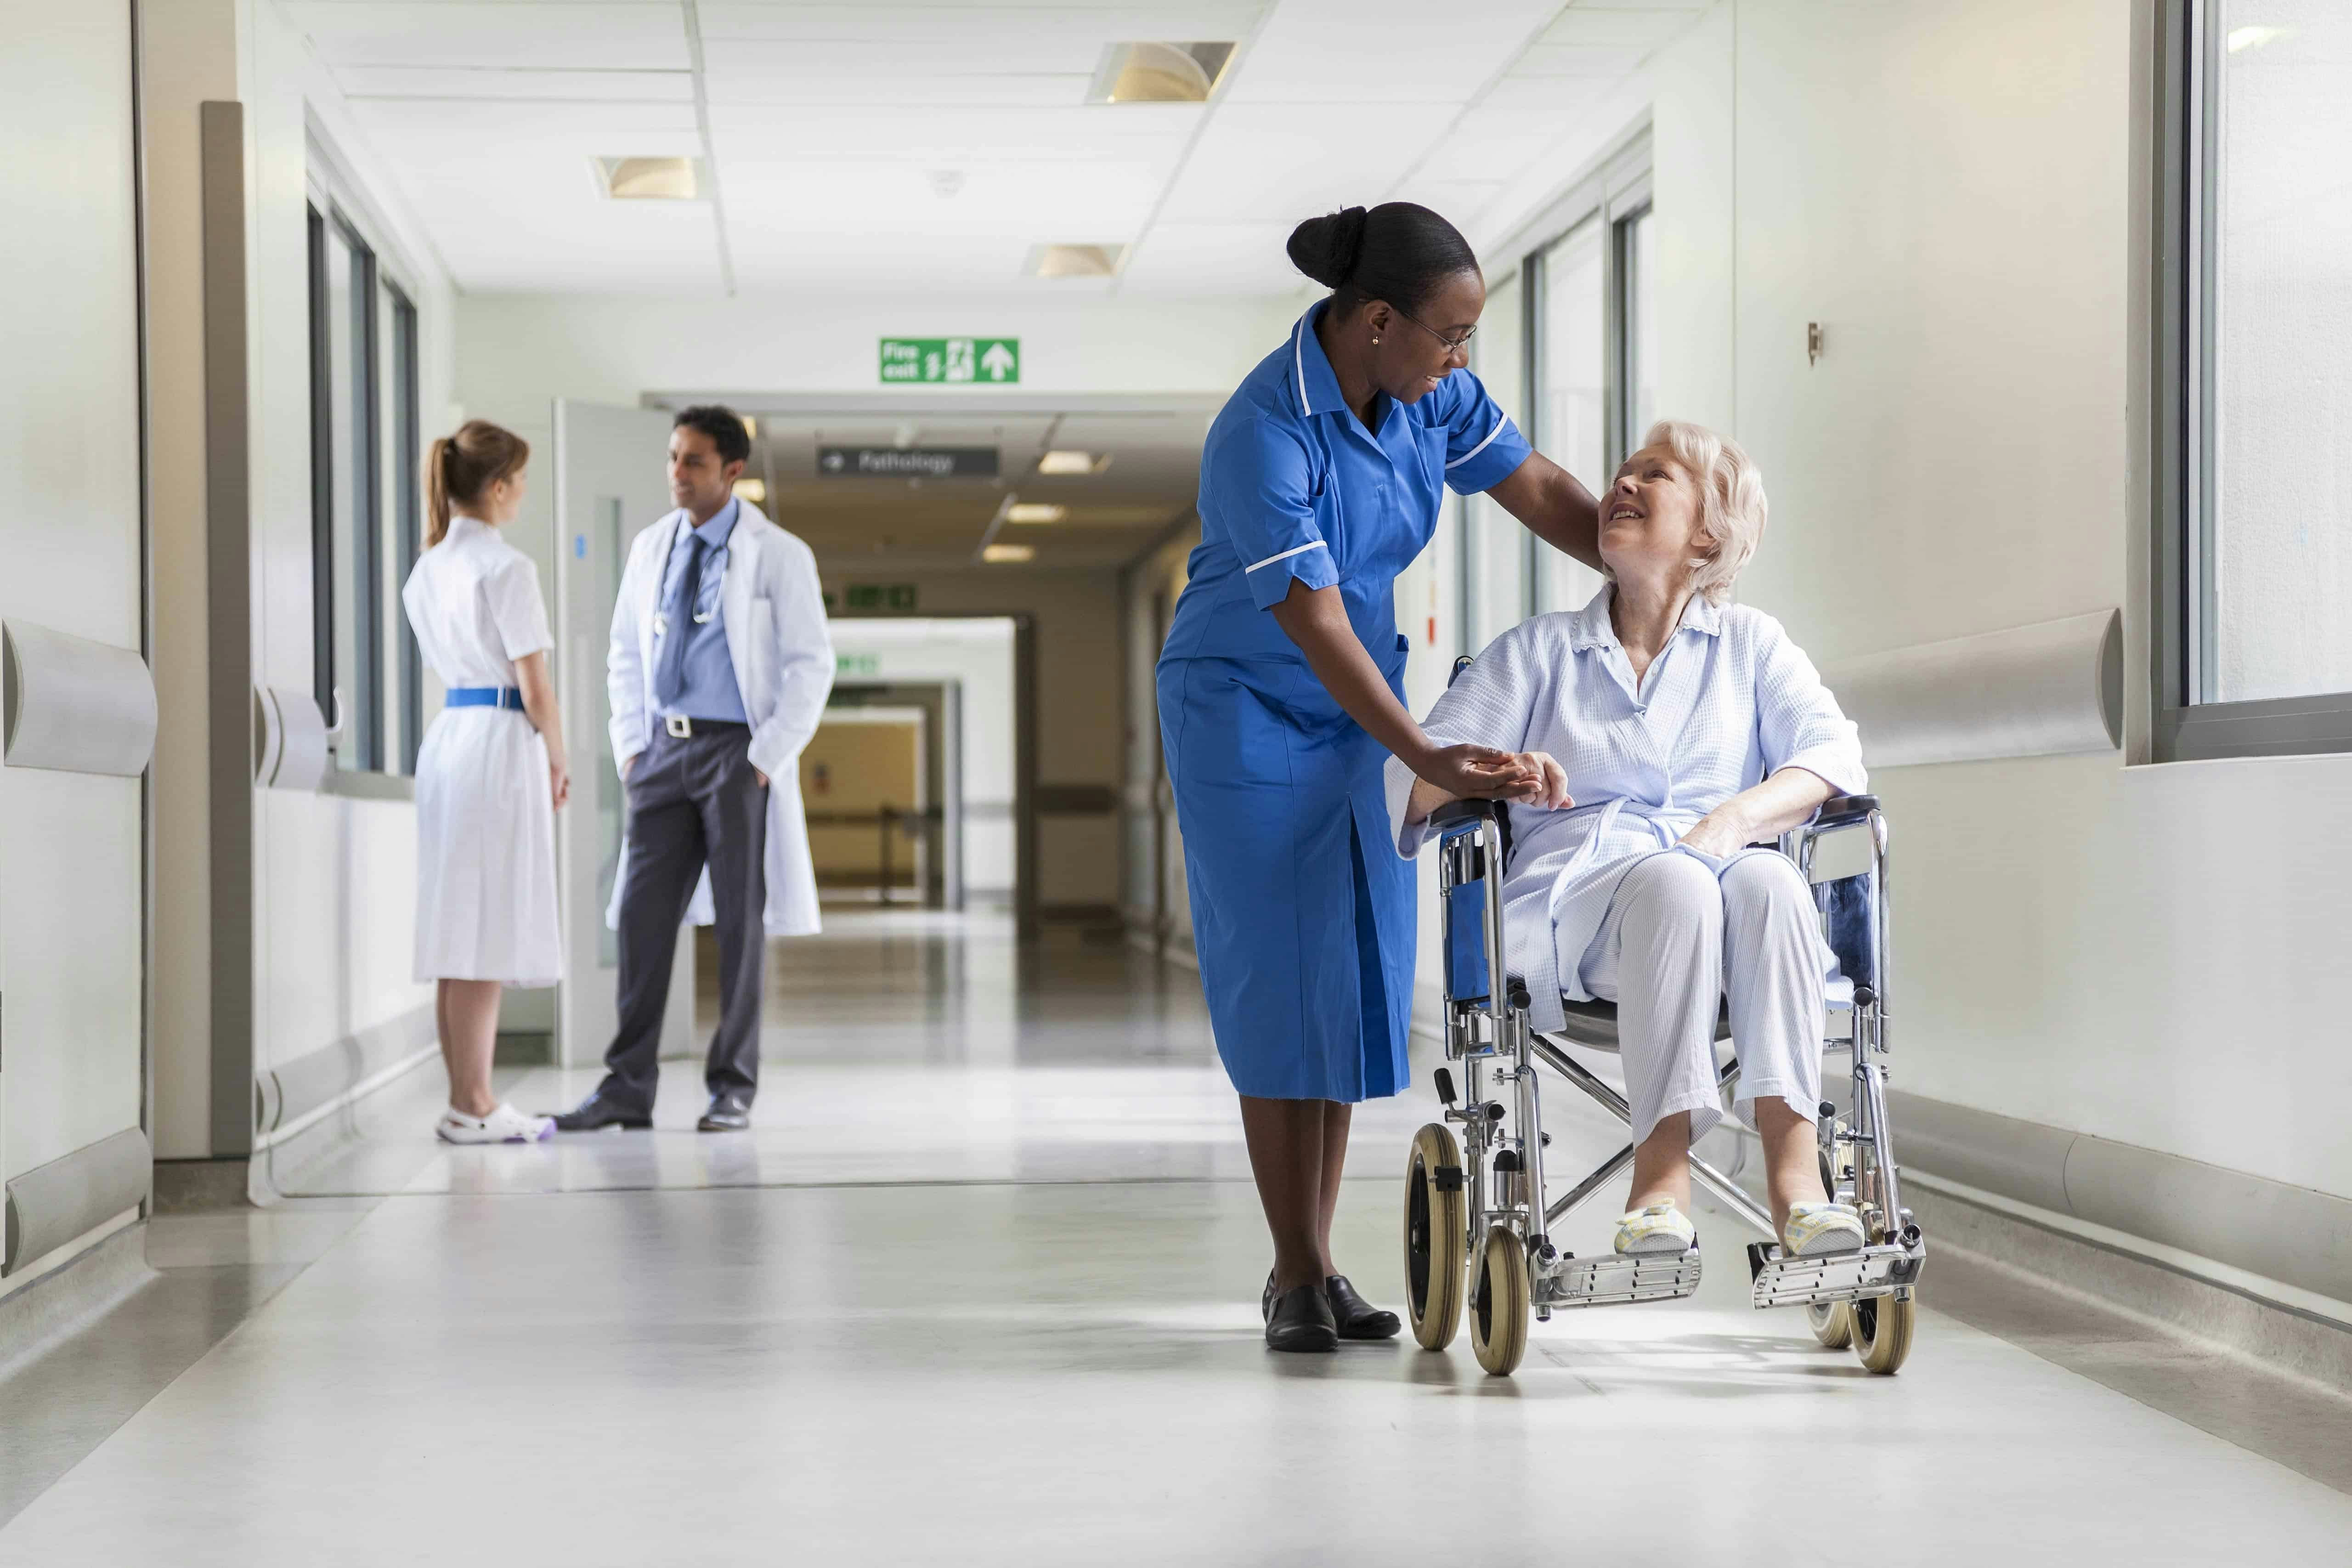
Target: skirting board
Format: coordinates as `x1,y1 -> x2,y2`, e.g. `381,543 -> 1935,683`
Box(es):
254,1003 -> 438,1146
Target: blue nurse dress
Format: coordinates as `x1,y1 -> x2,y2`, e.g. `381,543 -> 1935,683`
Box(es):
1157,301 -> 1532,1102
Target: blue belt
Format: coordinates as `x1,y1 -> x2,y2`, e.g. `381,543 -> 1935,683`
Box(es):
446,686 -> 524,711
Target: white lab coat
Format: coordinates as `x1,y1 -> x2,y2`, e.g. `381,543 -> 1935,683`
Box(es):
604,500 -> 835,937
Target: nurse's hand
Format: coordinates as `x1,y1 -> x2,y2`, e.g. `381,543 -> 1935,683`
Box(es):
549,758 -> 572,809
1414,742 -> 1539,801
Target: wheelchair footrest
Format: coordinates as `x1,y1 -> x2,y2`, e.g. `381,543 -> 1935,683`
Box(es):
1745,1239 -> 1925,1309
1533,1247 -> 1702,1309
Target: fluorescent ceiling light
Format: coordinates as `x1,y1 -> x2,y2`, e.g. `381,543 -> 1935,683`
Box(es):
1037,450 -> 1110,476
1088,41 -> 1236,104
594,157 -> 702,200
1005,503 -> 1067,524
983,543 -> 1035,563
732,477 -> 767,504
1026,243 -> 1126,279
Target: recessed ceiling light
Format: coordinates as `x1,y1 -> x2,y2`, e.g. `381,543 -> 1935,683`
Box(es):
732,477 -> 767,504
1006,503 -> 1067,524
1088,41 -> 1236,104
1037,450 -> 1110,476
594,156 -> 703,200
1026,243 -> 1125,279
983,543 -> 1035,563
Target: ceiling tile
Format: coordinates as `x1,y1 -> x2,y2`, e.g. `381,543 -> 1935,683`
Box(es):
1537,6 -> 1702,49
331,65 -> 694,102
281,3 -> 689,70
1115,221 -> 1303,294
1510,43 -> 1654,77
1155,103 -> 1441,223
1221,0 -> 1560,103
697,3 -> 1265,44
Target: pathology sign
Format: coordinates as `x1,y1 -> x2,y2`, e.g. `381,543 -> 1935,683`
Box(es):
879,336 -> 1020,384
819,446 -> 999,479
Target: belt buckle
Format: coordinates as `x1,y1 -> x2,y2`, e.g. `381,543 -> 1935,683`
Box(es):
664,714 -> 691,739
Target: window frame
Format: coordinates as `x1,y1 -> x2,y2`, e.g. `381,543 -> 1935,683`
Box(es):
1520,140 -> 1651,614
305,138 -> 430,786
2152,0 -> 2352,761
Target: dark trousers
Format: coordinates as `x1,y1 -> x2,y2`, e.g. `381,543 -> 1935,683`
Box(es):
599,724 -> 768,1112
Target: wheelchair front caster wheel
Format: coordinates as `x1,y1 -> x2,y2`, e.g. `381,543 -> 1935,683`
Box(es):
1469,1226 -> 1530,1376
1403,1124 -> 1466,1351
1852,1293 -> 1915,1373
1806,1300 -> 1854,1349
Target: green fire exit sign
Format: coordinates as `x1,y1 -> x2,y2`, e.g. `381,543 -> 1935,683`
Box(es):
879,337 -> 1020,384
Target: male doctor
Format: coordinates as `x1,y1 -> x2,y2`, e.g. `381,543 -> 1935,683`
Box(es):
552,406 -> 833,1133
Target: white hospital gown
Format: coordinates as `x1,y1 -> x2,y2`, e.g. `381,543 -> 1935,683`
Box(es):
1385,587 -> 1866,1034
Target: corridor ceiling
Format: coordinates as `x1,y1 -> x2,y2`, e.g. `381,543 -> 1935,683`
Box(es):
663,404 -> 1217,570
286,0 -> 1709,294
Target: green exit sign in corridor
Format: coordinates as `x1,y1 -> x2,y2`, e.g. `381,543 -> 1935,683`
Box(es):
879,337 -> 1020,384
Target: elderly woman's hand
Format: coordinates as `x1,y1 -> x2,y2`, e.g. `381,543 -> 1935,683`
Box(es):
1509,751 -> 1573,810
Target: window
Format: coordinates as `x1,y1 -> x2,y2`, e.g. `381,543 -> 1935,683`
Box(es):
1534,215 -> 1607,613
2156,2 -> 2352,759
1617,204 -> 1657,451
1459,268 -> 1531,657
306,172 -> 425,781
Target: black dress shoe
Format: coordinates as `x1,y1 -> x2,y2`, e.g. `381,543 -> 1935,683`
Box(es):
1325,1275 -> 1402,1341
697,1093 -> 752,1132
1265,1284 -> 1339,1353
548,1093 -> 651,1132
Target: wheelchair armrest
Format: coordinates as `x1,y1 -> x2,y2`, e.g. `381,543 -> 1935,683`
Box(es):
1810,793 -> 1881,828
1428,798 -> 1500,829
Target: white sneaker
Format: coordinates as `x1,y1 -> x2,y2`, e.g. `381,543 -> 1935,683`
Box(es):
1783,1201 -> 1867,1257
1613,1201 -> 1697,1255
435,1104 -> 555,1145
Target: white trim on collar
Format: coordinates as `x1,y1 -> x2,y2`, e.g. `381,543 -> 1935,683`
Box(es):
1293,316 -> 1311,414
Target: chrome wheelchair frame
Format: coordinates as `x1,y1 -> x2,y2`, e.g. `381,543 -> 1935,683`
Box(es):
1401,710 -> 1925,1377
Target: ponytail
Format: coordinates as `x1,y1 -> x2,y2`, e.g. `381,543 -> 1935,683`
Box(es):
424,419 -> 530,547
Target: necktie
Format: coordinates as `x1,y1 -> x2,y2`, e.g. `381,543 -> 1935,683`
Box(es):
653,532 -> 706,709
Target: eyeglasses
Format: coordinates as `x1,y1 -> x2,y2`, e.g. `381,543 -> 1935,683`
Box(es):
1394,306 -> 1477,355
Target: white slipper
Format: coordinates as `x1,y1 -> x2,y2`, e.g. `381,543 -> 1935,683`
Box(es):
1613,1201 -> 1697,1255
435,1103 -> 555,1145
1783,1201 -> 1867,1257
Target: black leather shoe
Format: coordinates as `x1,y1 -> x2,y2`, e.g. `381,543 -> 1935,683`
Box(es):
697,1093 -> 752,1132
548,1093 -> 651,1132
1265,1284 -> 1339,1353
1325,1275 -> 1402,1341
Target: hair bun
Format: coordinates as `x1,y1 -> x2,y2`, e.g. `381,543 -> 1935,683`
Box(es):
1286,206 -> 1369,289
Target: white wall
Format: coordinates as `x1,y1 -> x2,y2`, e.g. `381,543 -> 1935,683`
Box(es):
147,0 -> 459,1159
0,0 -> 147,1222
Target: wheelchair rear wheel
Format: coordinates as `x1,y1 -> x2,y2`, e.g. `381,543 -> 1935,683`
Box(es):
1404,1124 -> 1466,1351
1806,1300 -> 1854,1348
1469,1226 -> 1530,1376
1852,1292 -> 1915,1373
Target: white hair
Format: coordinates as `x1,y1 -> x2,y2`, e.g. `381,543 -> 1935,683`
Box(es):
1631,419 -> 1767,605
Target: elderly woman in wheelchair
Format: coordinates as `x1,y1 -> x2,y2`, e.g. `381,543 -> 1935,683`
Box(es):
1385,419 -> 1922,1375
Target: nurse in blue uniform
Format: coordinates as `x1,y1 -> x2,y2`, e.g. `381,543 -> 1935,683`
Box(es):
1159,203 -> 1607,1352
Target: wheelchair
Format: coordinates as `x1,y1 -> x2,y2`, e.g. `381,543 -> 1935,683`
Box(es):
1402,666 -> 1925,1377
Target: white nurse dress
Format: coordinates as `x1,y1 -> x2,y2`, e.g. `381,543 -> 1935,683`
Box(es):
401,515 -> 563,986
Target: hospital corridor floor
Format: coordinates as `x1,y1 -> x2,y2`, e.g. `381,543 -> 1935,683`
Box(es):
3,912 -> 2350,1566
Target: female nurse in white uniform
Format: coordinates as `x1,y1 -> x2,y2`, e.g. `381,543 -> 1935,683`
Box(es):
402,419 -> 568,1144
1158,204 -> 1609,1351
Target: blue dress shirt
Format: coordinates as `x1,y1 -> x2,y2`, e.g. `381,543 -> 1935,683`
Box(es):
655,499 -> 748,724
